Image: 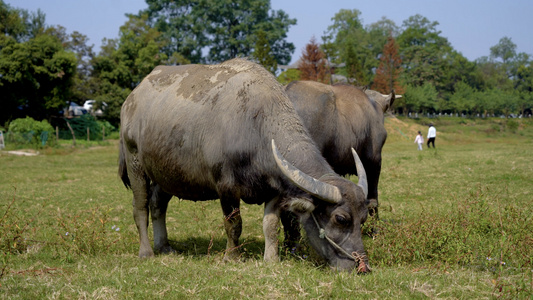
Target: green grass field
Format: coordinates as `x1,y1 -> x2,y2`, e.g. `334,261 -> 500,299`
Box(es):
1,117 -> 532,299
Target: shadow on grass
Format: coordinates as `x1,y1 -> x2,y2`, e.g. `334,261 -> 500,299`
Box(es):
166,236 -> 265,260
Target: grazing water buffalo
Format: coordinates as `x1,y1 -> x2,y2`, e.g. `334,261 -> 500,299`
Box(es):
118,59 -> 370,272
285,81 -> 395,217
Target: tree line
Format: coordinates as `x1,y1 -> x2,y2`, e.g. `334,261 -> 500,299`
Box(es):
1,1 -> 532,129
295,9 -> 532,117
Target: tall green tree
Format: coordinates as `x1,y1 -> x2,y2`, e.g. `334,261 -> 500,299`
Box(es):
490,36 -> 516,65
440,51 -> 483,94
398,15 -> 452,90
0,0 -> 45,42
1,1 -> 27,41
322,9 -> 364,62
0,34 -> 77,122
476,37 -> 528,95
366,17 -> 400,85
91,14 -> 168,124
203,0 -> 293,63
488,36 -> 520,86
367,17 -> 400,40
46,25 -> 96,104
251,30 -> 277,74
322,9 -> 374,83
143,0 -> 295,64
0,2 -> 77,123
476,56 -> 511,90
343,43 -> 366,85
144,0 -> 206,63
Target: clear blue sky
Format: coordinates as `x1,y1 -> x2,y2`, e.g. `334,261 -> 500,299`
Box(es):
8,0 -> 533,64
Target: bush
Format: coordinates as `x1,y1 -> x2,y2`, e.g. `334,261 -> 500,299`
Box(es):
97,120 -> 116,139
64,115 -> 116,141
506,119 -> 519,133
7,117 -> 55,147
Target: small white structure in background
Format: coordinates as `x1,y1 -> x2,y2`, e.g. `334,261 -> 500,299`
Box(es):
83,100 -> 107,117
67,102 -> 88,116
0,131 -> 5,149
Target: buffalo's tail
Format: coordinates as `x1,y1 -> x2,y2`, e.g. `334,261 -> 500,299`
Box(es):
118,137 -> 131,189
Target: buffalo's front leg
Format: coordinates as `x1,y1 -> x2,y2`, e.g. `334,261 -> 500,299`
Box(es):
359,154 -> 380,219
280,210 -> 301,253
150,184 -> 174,254
220,196 -> 242,261
263,199 -> 280,263
366,158 -> 381,219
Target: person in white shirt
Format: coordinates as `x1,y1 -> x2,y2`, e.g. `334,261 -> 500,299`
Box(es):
427,123 -> 436,148
414,131 -> 424,150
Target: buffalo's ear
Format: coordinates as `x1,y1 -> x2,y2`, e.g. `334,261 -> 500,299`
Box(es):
377,92 -> 394,113
389,90 -> 396,110
285,198 -> 315,215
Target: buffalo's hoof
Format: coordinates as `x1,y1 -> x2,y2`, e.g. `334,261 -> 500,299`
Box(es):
223,250 -> 241,262
367,199 -> 378,209
138,249 -> 155,258
156,245 -> 176,255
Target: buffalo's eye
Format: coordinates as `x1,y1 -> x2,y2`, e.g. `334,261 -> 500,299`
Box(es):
335,215 -> 350,226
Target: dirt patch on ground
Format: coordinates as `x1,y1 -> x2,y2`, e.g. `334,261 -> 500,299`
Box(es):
4,150 -> 40,156
385,116 -> 425,140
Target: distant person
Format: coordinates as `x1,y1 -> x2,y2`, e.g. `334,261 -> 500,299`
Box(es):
427,123 -> 436,148
414,131 -> 424,151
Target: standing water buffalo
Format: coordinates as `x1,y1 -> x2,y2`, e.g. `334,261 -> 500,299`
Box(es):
285,81 -> 395,217
118,59 -> 370,272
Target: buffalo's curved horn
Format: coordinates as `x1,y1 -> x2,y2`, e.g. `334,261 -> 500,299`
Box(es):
271,140 -> 342,203
351,148 -> 368,199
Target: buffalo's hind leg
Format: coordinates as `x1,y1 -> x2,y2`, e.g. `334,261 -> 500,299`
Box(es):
128,157 -> 153,258
150,183 -> 174,254
220,195 -> 242,261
